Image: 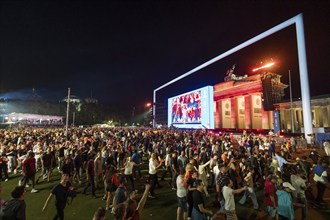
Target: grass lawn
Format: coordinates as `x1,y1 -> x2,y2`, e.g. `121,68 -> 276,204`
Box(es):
1,168 -> 184,220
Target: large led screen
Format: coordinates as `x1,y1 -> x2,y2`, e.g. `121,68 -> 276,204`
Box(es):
168,86 -> 214,129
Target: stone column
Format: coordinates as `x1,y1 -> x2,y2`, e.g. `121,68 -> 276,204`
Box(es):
261,105 -> 269,129
214,101 -> 221,128
231,98 -> 237,129
268,111 -> 274,129
244,95 -> 252,129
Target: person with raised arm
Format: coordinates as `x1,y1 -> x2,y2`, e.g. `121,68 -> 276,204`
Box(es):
42,174 -> 72,220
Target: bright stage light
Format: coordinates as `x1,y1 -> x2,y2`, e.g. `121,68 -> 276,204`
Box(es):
252,62 -> 275,72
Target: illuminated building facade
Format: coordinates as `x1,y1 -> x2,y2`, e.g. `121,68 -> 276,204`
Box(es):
213,72 -> 287,130
277,95 -> 330,133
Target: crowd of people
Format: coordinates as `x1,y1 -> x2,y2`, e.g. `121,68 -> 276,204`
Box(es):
0,126 -> 328,220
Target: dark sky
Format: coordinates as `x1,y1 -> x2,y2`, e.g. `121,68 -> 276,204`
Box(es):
1,0 -> 329,113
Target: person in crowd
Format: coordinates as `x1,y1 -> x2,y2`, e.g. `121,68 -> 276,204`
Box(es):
33,141 -> 43,172
57,143 -> 66,171
82,153 -> 97,198
274,151 -> 296,174
227,157 -> 238,189
6,144 -> 17,174
238,167 -> 259,210
0,152 -> 9,182
309,150 -> 320,165
264,175 -> 277,218
0,186 -> 26,220
39,147 -> 54,183
171,151 -> 180,190
112,175 -> 128,213
104,166 -> 119,210
176,169 -> 188,220
192,179 -> 213,220
72,150 -> 82,185
132,150 -> 142,180
208,155 -> 218,189
216,163 -> 229,213
222,178 -> 247,220
298,156 -> 312,181
20,151 -> 38,193
42,174 -> 72,220
60,156 -> 73,180
123,156 -> 140,190
197,158 -> 211,197
0,183 -> 4,208
290,171 -> 307,220
113,202 -> 127,220
94,152 -> 103,189
313,160 -> 328,206
290,137 -> 297,152
16,144 -> 28,173
250,153 -> 261,185
187,170 -> 198,220
323,140 -> 330,156
148,153 -> 163,198
92,207 -> 106,220
101,145 -> 109,169
125,184 -> 151,220
178,151 -> 189,171
276,182 -> 295,220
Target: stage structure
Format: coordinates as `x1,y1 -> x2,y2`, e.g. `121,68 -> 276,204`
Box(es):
153,14 -> 312,139
0,113 -> 63,125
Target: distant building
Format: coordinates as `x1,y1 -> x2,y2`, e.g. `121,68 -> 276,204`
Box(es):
277,95 -> 330,133
61,95 -> 83,104
212,71 -> 330,133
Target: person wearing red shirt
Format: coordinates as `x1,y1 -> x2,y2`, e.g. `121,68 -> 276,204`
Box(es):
82,154 -> 97,198
105,166 -> 119,210
264,175 -> 277,218
21,151 -> 38,193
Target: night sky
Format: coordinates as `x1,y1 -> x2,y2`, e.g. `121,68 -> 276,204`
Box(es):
1,0 -> 329,114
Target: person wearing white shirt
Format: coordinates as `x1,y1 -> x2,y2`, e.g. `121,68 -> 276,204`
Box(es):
148,153 -> 162,198
161,151 -> 172,181
198,159 -> 211,197
124,157 -> 140,190
291,172 -> 308,220
323,141 -> 330,156
176,169 -> 188,220
209,155 -> 218,188
33,142 -> 42,171
222,178 -> 247,220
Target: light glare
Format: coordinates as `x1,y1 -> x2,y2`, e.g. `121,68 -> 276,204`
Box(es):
252,62 -> 275,72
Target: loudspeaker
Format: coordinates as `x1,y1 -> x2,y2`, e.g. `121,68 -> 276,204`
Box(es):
262,78 -> 274,111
